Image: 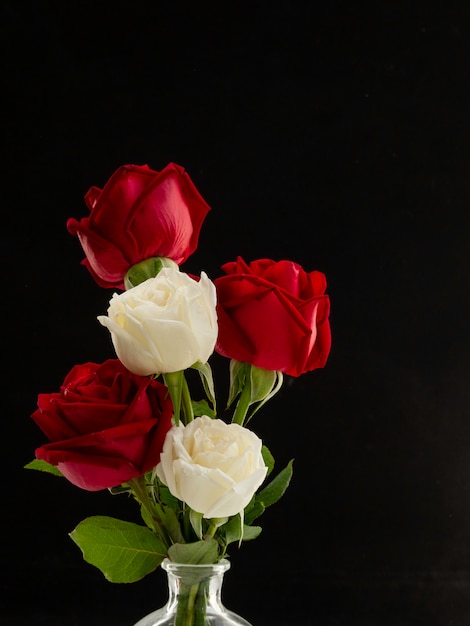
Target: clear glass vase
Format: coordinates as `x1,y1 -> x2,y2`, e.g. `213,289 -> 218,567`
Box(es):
132,559 -> 253,626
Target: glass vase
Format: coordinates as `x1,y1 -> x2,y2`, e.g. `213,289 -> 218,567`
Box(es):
132,558 -> 253,626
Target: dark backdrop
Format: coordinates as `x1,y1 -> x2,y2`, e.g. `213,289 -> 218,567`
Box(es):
3,2 -> 470,625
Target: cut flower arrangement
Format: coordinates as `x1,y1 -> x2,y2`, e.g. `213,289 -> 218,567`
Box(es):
27,162 -> 331,625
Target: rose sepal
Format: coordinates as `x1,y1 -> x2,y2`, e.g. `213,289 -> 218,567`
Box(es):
124,256 -> 179,289
191,361 -> 217,416
229,361 -> 283,425
163,370 -> 185,425
24,458 -> 64,477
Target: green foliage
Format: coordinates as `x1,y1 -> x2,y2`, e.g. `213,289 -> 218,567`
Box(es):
257,459 -> 294,508
211,457 -> 293,549
244,500 -> 265,526
261,445 -> 275,477
218,514 -> 262,547
245,460 -> 294,525
189,509 -> 204,539
191,399 -> 216,418
161,505 -> 186,545
168,538 -> 219,564
70,516 -> 167,583
156,482 -> 181,509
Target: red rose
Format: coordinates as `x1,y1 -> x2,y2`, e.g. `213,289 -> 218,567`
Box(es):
67,163 -> 211,289
31,359 -> 173,491
214,257 -> 331,377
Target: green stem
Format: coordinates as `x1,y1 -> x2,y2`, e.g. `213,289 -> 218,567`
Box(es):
175,579 -> 209,626
205,522 -> 217,538
182,504 -> 192,540
182,375 -> 194,423
186,584 -> 199,625
193,582 -> 209,626
128,476 -> 170,546
231,378 -> 252,426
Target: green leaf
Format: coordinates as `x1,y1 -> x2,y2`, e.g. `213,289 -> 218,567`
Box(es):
70,516 -> 167,583
244,500 -> 266,525
191,399 -> 216,418
162,506 -> 186,545
138,502 -> 152,527
245,460 -> 294,524
257,460 -> 294,508
24,459 -> 63,477
241,525 -> 262,541
189,509 -> 204,540
220,516 -> 262,546
219,514 -> 242,545
156,481 -> 181,510
167,537 -> 219,564
261,445 -> 275,477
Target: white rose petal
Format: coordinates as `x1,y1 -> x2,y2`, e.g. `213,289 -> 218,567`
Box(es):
97,268 -> 218,376
156,415 -> 268,519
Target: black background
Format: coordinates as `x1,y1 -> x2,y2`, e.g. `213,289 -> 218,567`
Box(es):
2,2 -> 470,625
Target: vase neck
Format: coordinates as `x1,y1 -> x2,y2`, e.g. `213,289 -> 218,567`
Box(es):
133,558 -> 252,626
163,559 -> 230,613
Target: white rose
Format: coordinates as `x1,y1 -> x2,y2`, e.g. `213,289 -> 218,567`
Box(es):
156,415 -> 267,518
97,268 -> 218,376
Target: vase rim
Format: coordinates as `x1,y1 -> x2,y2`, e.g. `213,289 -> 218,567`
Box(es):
162,557 -> 231,573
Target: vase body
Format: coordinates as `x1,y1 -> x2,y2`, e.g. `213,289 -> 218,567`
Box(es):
133,559 -> 253,626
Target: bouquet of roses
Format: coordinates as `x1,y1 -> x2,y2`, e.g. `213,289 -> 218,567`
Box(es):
27,163 -> 331,623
